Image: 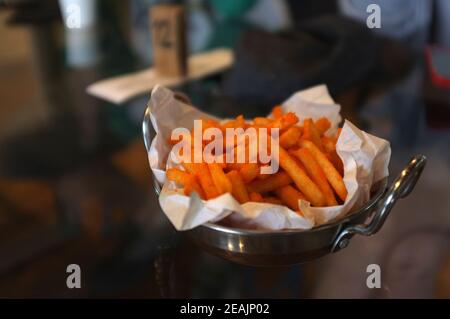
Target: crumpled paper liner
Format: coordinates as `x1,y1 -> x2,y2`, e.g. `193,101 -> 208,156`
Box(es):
147,85 -> 391,230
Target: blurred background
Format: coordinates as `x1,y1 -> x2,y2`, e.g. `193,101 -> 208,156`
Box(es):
0,0 -> 449,298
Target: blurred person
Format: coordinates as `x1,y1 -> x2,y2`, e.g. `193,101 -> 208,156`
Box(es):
339,0 -> 433,52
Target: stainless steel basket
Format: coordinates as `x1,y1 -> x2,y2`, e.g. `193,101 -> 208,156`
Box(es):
143,98 -> 426,266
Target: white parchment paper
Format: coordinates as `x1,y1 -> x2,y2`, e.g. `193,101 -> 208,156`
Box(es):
146,85 -> 391,230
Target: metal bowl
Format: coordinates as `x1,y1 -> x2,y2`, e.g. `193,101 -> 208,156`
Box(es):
143,98 -> 427,266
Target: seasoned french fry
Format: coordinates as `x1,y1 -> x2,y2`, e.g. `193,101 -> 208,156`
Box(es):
321,136 -> 336,153
200,118 -> 222,133
166,168 -> 205,198
280,126 -> 302,149
315,117 -> 331,136
170,110 -> 346,211
239,163 -> 259,183
302,118 -> 324,151
227,170 -> 249,203
184,179 -> 206,199
291,155 -> 307,171
253,117 -> 273,126
328,151 -> 344,176
278,147 -> 326,206
208,162 -> 232,195
222,115 -> 246,129
299,140 -> 347,201
166,168 -> 190,184
227,162 -> 244,171
257,165 -> 272,180
229,130 -> 266,166
235,115 -> 247,128
292,148 -> 338,206
274,185 -> 305,211
321,135 -> 343,175
269,112 -> 299,131
249,192 -> 263,202
230,133 -> 257,164
296,209 -> 314,222
183,162 -> 220,199
271,105 -> 283,119
247,171 -> 292,193
262,197 -> 283,205
215,158 -> 227,169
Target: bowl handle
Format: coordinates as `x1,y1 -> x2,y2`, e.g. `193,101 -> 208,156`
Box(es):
331,154 -> 427,252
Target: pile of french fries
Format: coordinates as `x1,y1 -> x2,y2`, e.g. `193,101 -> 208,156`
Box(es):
166,106 -> 347,217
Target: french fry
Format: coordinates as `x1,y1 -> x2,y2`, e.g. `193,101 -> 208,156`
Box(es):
215,158 -> 227,169
184,179 -> 206,199
280,126 -> 302,149
269,112 -> 299,131
167,168 -> 190,184
321,136 -> 343,175
178,143 -> 206,164
200,118 -> 222,134
183,162 -> 220,199
292,148 -> 338,206
227,170 -> 249,203
249,192 -> 263,202
278,147 -> 326,206
222,115 -> 246,130
315,117 -> 331,135
299,140 -> 347,201
257,165 -> 272,180
328,151 -> 344,176
169,110 -> 347,211
227,162 -> 244,171
228,129 -> 267,166
321,136 -> 336,153
293,157 -> 307,172
208,162 -> 232,195
296,209 -> 314,222
166,168 -> 205,198
234,115 -> 247,128
262,197 -> 283,205
302,118 -> 324,151
239,163 -> 259,183
230,132 -> 257,164
253,117 -> 273,126
188,119 -> 223,146
247,171 -> 292,193
274,185 -> 305,211
271,105 -> 283,119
